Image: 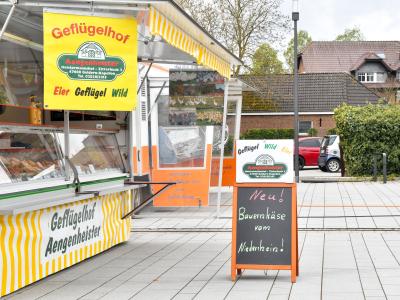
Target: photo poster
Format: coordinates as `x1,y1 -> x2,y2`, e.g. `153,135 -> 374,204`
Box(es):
168,70 -> 225,126
236,140 -> 294,183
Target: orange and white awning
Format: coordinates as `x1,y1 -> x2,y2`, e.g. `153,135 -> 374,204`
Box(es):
148,7 -> 232,78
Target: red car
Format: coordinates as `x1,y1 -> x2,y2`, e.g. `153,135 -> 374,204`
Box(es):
298,137 -> 322,169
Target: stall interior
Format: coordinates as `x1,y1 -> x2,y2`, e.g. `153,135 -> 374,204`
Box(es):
0,5 -> 132,196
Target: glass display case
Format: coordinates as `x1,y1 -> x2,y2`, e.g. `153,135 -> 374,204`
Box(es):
158,126 -> 206,168
57,131 -> 125,177
0,127 -> 126,188
0,130 -> 64,184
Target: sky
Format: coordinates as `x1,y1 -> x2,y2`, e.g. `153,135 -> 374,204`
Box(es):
276,0 -> 400,65
280,0 -> 400,41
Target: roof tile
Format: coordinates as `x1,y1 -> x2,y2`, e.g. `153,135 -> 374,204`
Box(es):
300,41 -> 400,73
239,73 -> 379,113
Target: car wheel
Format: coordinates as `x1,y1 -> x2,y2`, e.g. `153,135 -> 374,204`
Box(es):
299,156 -> 305,170
318,166 -> 327,172
327,158 -> 341,172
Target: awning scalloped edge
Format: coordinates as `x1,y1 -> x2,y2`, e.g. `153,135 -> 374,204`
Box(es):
149,7 -> 231,78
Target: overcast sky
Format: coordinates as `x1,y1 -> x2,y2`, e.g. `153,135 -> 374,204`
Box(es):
280,0 -> 400,41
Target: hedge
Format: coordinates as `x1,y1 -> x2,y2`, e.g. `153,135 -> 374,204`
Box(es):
241,128 -> 294,140
334,103 -> 400,176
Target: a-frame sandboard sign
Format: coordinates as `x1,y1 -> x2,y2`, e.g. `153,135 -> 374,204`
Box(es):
232,140 -> 299,282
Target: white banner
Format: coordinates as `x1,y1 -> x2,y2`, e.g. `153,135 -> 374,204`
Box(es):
236,140 -> 294,183
40,200 -> 103,262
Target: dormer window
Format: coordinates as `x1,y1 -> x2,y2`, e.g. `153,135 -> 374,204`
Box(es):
357,72 -> 385,83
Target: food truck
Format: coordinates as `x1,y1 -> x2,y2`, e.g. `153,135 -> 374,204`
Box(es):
0,0 -> 242,296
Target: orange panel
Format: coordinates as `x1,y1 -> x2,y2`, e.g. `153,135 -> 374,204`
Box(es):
210,157 -> 236,187
141,146 -> 150,175
132,147 -> 138,175
151,145 -> 212,207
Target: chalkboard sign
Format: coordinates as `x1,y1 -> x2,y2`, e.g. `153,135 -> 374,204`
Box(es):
236,186 -> 292,265
231,183 -> 298,282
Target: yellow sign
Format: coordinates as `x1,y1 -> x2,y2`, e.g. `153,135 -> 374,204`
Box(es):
43,12 -> 137,111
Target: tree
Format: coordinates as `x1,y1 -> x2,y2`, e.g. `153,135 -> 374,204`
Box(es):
179,0 -> 290,75
377,77 -> 397,104
335,27 -> 365,41
250,43 -> 284,75
284,30 -> 312,72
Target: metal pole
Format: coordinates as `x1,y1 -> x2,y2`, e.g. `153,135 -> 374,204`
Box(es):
147,80 -> 167,171
217,79 -> 229,217
382,153 -> 387,184
128,111 -> 135,180
64,110 -> 70,181
137,63 -> 153,95
292,11 -> 300,183
0,3 -> 16,41
373,155 -> 377,182
234,80 -> 243,141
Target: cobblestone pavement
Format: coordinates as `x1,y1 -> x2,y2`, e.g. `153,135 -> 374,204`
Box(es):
5,182 -> 400,300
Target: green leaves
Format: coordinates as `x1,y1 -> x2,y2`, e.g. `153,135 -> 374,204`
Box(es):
334,104 -> 400,176
250,43 -> 284,75
284,30 -> 312,72
335,27 -> 365,41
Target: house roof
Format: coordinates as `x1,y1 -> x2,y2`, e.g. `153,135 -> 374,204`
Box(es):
299,41 -> 400,73
239,73 -> 380,113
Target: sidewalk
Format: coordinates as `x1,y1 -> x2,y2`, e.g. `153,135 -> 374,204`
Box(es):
4,182 -> 400,300
134,182 -> 400,230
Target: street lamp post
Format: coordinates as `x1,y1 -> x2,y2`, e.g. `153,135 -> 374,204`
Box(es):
292,0 -> 300,183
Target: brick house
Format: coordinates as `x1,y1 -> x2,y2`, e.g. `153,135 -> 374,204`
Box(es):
232,73 -> 379,136
299,41 -> 400,103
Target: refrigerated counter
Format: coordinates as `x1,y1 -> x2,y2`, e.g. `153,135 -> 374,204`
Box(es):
0,125 -> 136,296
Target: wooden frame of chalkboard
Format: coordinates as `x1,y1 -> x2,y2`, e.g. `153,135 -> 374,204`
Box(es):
231,183 -> 298,283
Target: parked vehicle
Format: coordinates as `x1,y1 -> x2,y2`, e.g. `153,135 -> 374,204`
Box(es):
298,137 -> 322,169
319,135 -> 341,172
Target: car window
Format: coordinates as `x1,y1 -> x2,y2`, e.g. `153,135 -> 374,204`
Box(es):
328,136 -> 337,145
300,139 -> 319,147
321,136 -> 337,148
311,139 -> 321,147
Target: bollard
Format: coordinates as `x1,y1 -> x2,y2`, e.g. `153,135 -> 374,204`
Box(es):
382,153 -> 387,184
373,155 -> 377,182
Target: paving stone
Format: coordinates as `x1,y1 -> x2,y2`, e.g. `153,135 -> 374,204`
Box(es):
4,184 -> 400,300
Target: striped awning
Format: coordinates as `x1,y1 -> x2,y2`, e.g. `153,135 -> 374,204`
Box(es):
149,7 -> 231,78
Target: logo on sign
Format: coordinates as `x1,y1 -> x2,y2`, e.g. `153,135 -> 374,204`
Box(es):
57,42 -> 126,81
242,154 -> 287,179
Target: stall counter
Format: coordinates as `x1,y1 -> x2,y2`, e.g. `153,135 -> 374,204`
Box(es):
0,178 -> 136,297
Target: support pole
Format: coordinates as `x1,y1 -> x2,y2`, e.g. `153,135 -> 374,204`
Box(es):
128,111 -> 135,180
64,110 -> 70,181
217,79 -> 229,217
137,63 -> 153,95
234,81 -> 242,141
147,80 -> 166,170
292,11 -> 300,183
0,3 -> 16,41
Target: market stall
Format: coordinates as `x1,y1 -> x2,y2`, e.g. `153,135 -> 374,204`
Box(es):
0,0 -> 241,296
